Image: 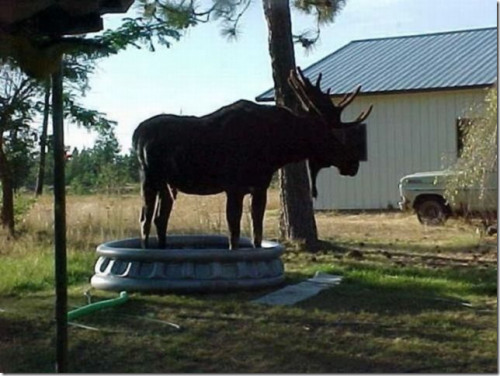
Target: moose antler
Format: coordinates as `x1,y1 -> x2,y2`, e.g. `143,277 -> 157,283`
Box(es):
288,67 -> 373,127
288,68 -> 316,113
337,85 -> 361,109
287,70 -> 314,112
288,67 -> 327,116
335,85 -> 374,126
353,104 -> 373,122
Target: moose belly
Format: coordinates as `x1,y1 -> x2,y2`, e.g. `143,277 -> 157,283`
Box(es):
171,179 -> 266,197
169,175 -> 225,195
175,185 -> 224,196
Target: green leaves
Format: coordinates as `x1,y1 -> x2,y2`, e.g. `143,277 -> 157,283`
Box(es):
292,0 -> 346,48
63,94 -> 117,134
97,0 -> 340,52
445,87 -> 498,210
293,0 -> 345,24
98,17 -> 182,53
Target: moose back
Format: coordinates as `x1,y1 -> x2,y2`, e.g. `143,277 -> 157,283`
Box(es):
133,68 -> 372,250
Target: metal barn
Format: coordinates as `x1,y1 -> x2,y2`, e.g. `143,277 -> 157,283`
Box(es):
256,27 -> 497,210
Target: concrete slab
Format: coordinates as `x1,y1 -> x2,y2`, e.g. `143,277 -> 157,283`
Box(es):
252,271 -> 342,306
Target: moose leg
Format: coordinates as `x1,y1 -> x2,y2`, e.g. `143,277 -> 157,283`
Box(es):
251,188 -> 267,248
140,182 -> 157,249
154,185 -> 174,249
226,190 -> 245,250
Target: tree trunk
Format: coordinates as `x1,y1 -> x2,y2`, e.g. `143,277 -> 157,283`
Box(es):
0,136 -> 15,235
35,78 -> 51,196
262,0 -> 318,250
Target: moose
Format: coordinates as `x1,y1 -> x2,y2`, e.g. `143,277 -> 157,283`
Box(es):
133,67 -> 372,250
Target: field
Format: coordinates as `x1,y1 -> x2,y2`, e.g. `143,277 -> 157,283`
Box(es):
0,190 -> 497,373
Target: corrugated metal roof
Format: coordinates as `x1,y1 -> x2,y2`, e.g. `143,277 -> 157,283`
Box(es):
256,27 -> 497,101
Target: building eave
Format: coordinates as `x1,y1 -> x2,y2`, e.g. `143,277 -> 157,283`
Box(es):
257,83 -> 495,103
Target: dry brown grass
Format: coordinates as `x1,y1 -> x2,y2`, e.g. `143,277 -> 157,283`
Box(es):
18,188 -> 492,257
315,211 -> 483,249
20,190 -> 282,250
313,210 -> 497,267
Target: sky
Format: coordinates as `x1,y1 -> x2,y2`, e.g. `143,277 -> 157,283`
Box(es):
67,0 -> 498,153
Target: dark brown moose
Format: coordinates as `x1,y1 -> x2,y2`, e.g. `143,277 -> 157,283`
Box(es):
133,67 -> 372,250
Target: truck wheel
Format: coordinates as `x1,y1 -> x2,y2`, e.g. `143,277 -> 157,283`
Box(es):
416,198 -> 448,226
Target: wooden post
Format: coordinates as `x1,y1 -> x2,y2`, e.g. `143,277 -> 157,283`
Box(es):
52,58 -> 68,373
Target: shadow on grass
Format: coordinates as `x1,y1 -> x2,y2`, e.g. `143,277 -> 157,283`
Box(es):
287,270 -> 474,315
282,258 -> 496,314
311,239 -> 497,293
315,237 -> 491,255
0,315 -> 54,373
1,265 -> 497,373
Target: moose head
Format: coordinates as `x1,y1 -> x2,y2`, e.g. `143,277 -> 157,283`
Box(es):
287,67 -> 373,197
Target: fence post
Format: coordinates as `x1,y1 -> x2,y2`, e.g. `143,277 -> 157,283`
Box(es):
52,57 -> 68,373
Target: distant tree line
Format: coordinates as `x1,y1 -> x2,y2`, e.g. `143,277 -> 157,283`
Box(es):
66,135 -> 140,195
29,128 -> 140,195
6,125 -> 139,195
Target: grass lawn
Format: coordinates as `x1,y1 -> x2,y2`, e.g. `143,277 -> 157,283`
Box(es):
0,191 -> 497,373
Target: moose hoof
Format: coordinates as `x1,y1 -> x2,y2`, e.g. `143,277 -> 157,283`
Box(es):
91,235 -> 285,292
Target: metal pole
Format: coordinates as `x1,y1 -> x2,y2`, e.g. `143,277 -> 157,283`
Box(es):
52,57 -> 68,373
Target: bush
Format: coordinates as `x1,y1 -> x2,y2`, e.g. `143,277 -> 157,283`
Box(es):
445,86 -> 497,219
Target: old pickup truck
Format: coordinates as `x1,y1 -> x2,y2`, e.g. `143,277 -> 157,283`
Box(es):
398,170 -> 497,225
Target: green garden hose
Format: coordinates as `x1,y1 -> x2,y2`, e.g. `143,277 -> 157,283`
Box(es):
67,291 -> 128,321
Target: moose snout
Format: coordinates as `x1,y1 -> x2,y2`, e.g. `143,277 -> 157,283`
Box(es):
338,162 -> 359,176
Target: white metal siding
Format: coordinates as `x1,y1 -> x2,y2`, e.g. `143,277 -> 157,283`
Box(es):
314,88 -> 489,210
